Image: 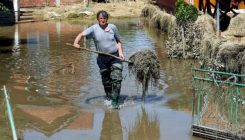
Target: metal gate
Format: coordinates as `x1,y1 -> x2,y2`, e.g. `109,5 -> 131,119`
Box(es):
192,68 -> 245,139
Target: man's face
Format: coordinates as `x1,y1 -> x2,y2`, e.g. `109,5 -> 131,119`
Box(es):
98,15 -> 108,26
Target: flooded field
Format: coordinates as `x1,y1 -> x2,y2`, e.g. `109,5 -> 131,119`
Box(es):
0,18 -> 203,140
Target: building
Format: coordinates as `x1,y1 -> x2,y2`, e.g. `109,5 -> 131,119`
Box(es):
155,0 -> 245,13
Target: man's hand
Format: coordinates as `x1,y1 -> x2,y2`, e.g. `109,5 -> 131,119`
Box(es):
73,43 -> 81,48
119,51 -> 125,60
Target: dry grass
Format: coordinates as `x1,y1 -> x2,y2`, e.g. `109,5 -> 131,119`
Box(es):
141,4 -> 160,18
142,4 -> 176,34
195,14 -> 216,35
33,0 -> 148,19
202,37 -> 245,75
128,49 -> 160,97
165,15 -> 216,59
164,12 -> 245,77
199,14 -> 245,76
223,14 -> 245,37
166,22 -> 204,59
91,1 -> 148,18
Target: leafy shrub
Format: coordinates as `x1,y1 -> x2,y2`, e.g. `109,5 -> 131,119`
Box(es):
175,0 -> 198,27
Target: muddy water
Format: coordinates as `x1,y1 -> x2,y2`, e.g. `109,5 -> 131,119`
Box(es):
0,19 -> 203,140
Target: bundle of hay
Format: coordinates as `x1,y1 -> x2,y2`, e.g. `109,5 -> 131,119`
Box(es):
200,35 -> 245,82
142,4 -> 176,33
165,26 -> 183,58
198,14 -> 245,77
128,49 -> 160,97
195,14 -> 216,35
141,4 -> 160,18
166,22 -> 204,58
215,42 -> 245,74
166,14 -> 216,59
151,9 -> 176,33
200,34 -> 232,72
223,14 -> 245,37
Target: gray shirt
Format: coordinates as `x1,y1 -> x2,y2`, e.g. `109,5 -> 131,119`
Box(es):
83,23 -> 121,54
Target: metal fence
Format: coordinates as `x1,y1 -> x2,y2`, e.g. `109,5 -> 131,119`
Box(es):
192,68 -> 245,140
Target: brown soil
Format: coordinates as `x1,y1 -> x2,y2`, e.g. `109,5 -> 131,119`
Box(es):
33,0 -> 149,20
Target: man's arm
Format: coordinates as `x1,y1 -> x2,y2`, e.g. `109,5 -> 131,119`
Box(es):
73,31 -> 85,48
112,24 -> 125,60
117,40 -> 125,60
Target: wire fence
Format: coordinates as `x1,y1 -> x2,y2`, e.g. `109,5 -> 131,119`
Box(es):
192,68 -> 245,139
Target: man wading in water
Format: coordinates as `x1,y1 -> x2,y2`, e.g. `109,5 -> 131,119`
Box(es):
73,10 -> 125,109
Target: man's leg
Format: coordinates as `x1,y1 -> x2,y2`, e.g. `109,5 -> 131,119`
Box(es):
100,68 -> 112,100
97,55 -> 112,100
110,63 -> 123,109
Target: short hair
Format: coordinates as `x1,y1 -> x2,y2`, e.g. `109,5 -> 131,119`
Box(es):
96,10 -> 109,19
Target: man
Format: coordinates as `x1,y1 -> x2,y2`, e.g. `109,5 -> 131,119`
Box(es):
73,10 -> 124,109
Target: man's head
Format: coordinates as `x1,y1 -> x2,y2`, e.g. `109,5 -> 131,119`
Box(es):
97,10 -> 109,27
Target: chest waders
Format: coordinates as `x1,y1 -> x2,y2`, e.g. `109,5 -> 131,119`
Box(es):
97,53 -> 122,109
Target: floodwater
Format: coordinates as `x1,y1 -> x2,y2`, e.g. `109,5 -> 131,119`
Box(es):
0,18 -> 203,140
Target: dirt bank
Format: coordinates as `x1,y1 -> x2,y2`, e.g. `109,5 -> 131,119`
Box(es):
32,0 -> 148,20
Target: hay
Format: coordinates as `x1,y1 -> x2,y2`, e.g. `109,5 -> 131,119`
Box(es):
224,14 -> 245,37
151,10 -> 176,33
196,14 -> 245,75
200,35 -> 228,71
201,35 -> 227,60
195,14 -> 216,35
141,4 -> 160,18
166,14 -> 217,59
166,22 -> 204,58
200,35 -> 245,81
165,13 -> 245,78
142,4 -> 176,33
214,42 -> 245,73
128,49 -> 160,97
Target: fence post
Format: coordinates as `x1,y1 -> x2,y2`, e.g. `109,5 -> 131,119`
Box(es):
3,85 -> 17,140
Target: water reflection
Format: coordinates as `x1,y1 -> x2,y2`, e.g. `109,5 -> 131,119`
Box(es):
128,107 -> 160,140
22,108 -> 104,140
100,111 -> 123,140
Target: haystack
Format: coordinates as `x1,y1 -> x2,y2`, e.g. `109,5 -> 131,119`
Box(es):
199,14 -> 245,78
200,35 -> 245,83
223,14 -> 245,37
217,42 -> 245,73
128,49 -> 160,97
141,4 -> 160,18
142,4 -> 176,33
195,14 -> 216,35
166,22 -> 204,58
151,10 -> 176,33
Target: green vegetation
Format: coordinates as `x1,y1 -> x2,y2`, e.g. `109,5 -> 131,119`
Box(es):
0,3 -> 9,12
175,0 -> 198,27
